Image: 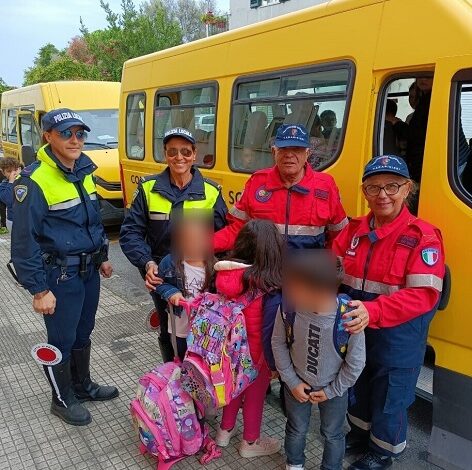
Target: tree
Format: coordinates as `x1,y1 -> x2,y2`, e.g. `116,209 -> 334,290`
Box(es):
33,43 -> 61,67
24,55 -> 101,86
0,77 -> 14,99
67,36 -> 96,65
80,0 -> 183,81
144,0 -> 219,43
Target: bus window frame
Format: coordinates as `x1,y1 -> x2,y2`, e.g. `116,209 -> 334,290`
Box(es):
229,60 -> 356,175
126,91 -> 146,161
372,71 -> 434,158
7,108 -> 18,143
1,109 -> 7,141
153,81 -> 219,169
448,68 -> 472,209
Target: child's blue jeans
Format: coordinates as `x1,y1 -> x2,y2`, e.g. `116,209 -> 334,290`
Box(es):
284,386 -> 348,470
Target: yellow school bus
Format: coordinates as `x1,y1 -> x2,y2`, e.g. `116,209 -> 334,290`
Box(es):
119,0 -> 472,466
0,81 -> 123,225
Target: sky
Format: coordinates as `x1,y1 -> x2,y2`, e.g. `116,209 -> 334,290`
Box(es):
0,0 -> 230,87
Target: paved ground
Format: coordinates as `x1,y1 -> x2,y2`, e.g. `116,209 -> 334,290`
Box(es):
0,230 -> 442,470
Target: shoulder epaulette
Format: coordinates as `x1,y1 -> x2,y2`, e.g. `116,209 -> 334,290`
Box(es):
203,177 -> 222,191
20,161 -> 41,178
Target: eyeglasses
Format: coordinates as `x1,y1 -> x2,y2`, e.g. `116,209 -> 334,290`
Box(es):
165,148 -> 194,158
57,129 -> 87,141
363,182 -> 408,197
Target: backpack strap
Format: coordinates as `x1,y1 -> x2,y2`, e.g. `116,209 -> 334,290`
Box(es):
280,299 -> 296,348
333,294 -> 352,359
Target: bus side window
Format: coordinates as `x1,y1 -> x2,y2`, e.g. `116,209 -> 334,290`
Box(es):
153,84 -> 217,168
7,109 -> 18,143
230,64 -> 353,174
450,73 -> 472,203
1,109 -> 7,141
126,93 -> 146,160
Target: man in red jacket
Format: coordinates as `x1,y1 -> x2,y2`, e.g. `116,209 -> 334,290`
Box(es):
214,124 -> 348,252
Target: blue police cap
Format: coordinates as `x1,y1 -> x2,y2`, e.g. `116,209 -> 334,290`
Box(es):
274,124 -> 310,148
163,127 -> 196,145
362,155 -> 410,181
41,108 -> 91,132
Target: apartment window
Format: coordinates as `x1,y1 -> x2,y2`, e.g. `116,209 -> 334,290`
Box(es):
126,93 -> 146,160
154,84 -> 217,168
231,63 -> 354,173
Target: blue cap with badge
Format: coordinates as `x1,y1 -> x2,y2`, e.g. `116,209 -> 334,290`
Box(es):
41,108 -> 91,132
362,155 -> 410,181
163,127 -> 196,145
274,124 -> 310,148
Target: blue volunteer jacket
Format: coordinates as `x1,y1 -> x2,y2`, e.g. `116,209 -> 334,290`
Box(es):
11,145 -> 107,295
0,179 -> 13,222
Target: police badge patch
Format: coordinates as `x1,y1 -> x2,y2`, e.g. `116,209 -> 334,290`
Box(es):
421,248 -> 439,266
15,185 -> 28,203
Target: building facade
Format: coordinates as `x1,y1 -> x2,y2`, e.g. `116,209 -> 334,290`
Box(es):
229,0 -> 327,29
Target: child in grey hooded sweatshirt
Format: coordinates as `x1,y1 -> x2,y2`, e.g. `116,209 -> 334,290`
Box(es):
272,250 -> 366,470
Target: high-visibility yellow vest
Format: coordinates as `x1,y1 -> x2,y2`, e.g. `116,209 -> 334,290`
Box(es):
31,145 -> 97,211
141,178 -> 219,221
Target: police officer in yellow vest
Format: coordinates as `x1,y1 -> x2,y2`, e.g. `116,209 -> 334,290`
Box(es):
11,108 -> 118,426
120,128 -> 227,361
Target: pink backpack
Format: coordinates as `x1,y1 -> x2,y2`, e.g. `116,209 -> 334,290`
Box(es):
181,291 -> 260,411
131,307 -> 221,470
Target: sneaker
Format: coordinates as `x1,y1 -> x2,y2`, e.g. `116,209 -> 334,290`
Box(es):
0,227 -> 8,235
286,465 -> 304,470
349,451 -> 393,470
239,435 -> 281,458
215,425 -> 238,447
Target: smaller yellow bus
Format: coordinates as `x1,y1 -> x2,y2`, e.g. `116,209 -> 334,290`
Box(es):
0,81 -> 123,225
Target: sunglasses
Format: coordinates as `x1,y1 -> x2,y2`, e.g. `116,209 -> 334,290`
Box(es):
165,147 -> 194,158
57,129 -> 88,141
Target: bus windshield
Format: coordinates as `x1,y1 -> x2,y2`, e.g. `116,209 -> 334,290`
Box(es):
78,109 -> 119,149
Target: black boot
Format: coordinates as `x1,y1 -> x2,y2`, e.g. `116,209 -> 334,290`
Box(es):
43,361 -> 92,426
158,336 -> 175,363
345,430 -> 370,455
71,342 -> 119,402
349,451 -> 393,470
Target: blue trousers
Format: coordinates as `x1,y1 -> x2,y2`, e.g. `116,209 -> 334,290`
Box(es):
285,386 -> 348,470
43,263 -> 100,362
348,362 -> 420,457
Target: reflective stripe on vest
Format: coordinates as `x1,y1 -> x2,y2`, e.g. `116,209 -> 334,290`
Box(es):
141,179 -> 219,218
31,146 -> 97,209
274,223 -> 325,237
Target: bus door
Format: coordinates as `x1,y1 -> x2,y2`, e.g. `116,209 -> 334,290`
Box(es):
16,111 -> 41,165
373,71 -> 435,215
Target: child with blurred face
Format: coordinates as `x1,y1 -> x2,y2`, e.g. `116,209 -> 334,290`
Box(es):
0,157 -> 23,231
272,250 -> 366,470
154,212 -> 215,360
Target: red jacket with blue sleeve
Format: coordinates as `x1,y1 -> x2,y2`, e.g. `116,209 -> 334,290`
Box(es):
214,165 -> 348,252
332,205 -> 445,367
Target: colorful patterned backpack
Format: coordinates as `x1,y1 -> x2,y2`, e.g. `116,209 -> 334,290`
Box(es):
181,291 -> 260,411
130,307 -> 221,470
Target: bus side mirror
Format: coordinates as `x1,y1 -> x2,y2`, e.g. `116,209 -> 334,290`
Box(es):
438,264 -> 451,311
21,145 -> 36,166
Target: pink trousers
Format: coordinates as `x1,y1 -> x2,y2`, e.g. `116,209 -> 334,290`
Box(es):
220,363 -> 271,442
